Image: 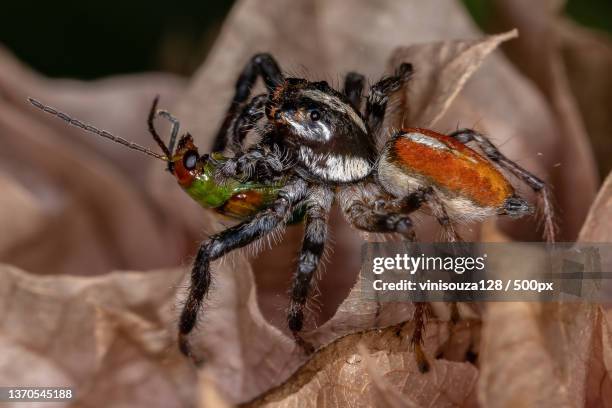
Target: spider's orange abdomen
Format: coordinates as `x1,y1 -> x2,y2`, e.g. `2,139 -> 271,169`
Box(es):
384,128 -> 513,208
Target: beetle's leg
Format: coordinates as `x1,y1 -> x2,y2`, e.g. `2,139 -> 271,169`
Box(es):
178,178 -> 308,362
343,72 -> 365,111
287,186 -> 334,353
449,128 -> 556,243
230,93 -> 267,154
155,109 -> 181,158
365,63 -> 413,137
212,53 -> 283,153
147,96 -> 172,159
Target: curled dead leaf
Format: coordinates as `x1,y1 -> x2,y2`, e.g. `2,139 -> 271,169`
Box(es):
0,265 -> 195,407
389,29 -> 518,130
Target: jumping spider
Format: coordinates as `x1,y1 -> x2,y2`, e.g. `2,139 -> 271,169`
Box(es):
29,53 -> 556,372
177,54 -> 556,366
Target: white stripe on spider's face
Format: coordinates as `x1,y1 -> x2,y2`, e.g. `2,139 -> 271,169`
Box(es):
300,89 -> 367,133
299,146 -> 371,182
284,115 -> 332,142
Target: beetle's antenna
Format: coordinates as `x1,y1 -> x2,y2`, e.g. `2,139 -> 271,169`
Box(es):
28,98 -> 168,161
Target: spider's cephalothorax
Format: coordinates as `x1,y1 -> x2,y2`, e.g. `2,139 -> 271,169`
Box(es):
176,53 -> 556,371
265,78 -> 376,183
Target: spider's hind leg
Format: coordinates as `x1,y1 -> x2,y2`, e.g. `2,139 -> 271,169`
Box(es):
449,128 -> 556,242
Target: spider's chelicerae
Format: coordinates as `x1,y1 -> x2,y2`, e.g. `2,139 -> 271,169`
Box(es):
174,53 -> 556,369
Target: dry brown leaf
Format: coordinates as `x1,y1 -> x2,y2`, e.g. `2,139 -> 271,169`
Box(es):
0,264 -> 195,407
557,19 -> 612,179
389,29 -> 518,130
248,323 -> 478,408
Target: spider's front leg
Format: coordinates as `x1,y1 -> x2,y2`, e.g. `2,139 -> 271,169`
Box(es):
212,53 -> 283,152
230,93 -> 267,153
287,186 -> 334,352
178,178 -> 308,361
449,128 -> 556,242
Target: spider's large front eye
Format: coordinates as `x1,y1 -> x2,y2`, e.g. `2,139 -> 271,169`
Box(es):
309,109 -> 321,121
183,150 -> 199,170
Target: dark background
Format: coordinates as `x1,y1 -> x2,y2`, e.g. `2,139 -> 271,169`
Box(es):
1,0 -> 610,79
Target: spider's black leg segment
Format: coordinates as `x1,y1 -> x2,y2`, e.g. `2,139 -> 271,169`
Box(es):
449,128 -> 556,243
343,72 -> 365,111
212,53 -> 283,152
230,93 -> 267,153
365,63 -> 413,137
178,178 -> 308,361
288,186 -> 334,353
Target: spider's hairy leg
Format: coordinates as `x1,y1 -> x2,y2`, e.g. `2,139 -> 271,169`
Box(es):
449,128 -> 556,243
340,183 -> 441,372
343,72 -> 365,111
365,62 -> 413,137
178,178 -> 308,362
230,93 -> 267,153
212,53 -> 283,152
338,182 -> 421,240
421,187 -> 463,242
287,186 -> 334,353
410,302 -> 432,373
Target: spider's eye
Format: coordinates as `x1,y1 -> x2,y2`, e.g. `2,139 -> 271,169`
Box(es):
309,109 -> 321,121
183,150 -> 199,170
